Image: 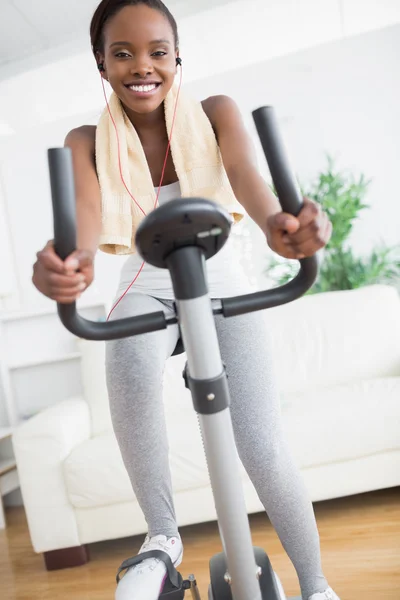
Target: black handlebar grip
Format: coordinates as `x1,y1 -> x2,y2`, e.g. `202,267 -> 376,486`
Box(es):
48,148 -> 77,260
252,106 -> 303,217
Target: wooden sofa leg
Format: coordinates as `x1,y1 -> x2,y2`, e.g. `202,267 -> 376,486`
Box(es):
44,545 -> 90,571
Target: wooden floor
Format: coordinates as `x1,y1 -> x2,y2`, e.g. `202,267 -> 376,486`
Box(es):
1,488 -> 399,600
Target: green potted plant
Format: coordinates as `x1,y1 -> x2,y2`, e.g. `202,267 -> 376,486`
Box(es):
265,157 -> 400,293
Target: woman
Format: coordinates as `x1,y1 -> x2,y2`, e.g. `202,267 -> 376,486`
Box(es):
32,1 -> 339,599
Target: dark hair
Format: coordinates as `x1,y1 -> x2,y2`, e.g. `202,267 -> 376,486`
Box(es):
90,0 -> 179,57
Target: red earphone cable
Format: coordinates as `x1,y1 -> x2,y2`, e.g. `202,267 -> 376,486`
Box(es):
99,66 -> 183,320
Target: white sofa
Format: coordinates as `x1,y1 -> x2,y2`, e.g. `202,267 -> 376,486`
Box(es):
13,284 -> 400,569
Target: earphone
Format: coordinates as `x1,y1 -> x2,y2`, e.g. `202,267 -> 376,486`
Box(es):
97,57 -> 183,320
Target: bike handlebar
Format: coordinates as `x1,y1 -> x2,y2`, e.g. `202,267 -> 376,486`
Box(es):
48,106 -> 318,340
48,148 -> 173,339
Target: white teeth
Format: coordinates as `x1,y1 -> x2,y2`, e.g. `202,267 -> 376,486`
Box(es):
129,83 -> 157,93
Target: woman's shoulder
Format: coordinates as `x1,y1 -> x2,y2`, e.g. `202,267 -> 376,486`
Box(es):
64,125 -> 96,154
201,94 -> 237,119
201,95 -> 242,135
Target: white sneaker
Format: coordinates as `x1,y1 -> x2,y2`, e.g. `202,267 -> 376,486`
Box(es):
115,534 -> 183,600
308,588 -> 340,600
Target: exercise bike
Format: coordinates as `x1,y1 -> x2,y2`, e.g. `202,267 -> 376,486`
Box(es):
47,106 -> 318,600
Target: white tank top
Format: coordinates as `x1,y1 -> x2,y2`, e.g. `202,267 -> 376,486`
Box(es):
116,181 -> 253,300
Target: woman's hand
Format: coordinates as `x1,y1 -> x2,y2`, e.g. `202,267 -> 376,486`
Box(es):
266,197 -> 332,260
32,240 -> 94,303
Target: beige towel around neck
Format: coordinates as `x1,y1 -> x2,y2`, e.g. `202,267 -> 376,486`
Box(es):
95,84 -> 245,255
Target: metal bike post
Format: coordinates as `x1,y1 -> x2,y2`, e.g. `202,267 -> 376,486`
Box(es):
167,246 -> 262,600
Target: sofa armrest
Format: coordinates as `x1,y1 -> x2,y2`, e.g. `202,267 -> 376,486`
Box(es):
12,397 -> 91,553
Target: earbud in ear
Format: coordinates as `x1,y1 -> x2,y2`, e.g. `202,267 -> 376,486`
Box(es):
97,63 -> 105,72
176,57 -> 182,67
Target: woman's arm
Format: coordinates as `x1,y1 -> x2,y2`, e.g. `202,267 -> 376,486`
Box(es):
202,95 -> 332,259
202,95 -> 281,236
64,126 -> 102,258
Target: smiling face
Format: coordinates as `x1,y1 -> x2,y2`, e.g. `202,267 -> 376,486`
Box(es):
98,4 -> 179,116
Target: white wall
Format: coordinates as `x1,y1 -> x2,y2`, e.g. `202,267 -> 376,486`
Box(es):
0,108 -> 125,315
185,23 -> 400,279
0,170 -> 17,305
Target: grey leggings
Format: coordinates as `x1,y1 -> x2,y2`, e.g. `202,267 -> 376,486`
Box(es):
105,293 -> 328,599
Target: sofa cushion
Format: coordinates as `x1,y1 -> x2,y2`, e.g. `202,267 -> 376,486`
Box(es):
63,422 -> 212,509
63,376 -> 400,509
264,285 -> 400,395
282,377 -> 400,468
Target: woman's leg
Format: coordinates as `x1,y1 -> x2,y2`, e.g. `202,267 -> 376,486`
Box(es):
105,293 -> 180,538
214,307 -> 329,600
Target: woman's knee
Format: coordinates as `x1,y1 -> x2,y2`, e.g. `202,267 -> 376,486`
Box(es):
234,423 -> 286,472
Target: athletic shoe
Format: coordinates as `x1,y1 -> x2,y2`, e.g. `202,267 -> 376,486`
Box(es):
115,534 -> 183,600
